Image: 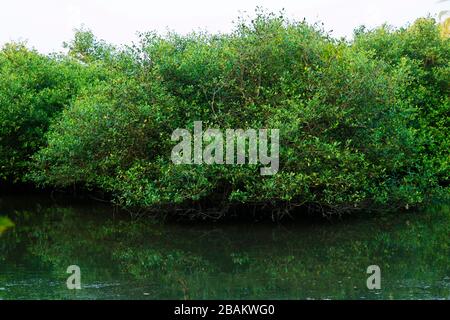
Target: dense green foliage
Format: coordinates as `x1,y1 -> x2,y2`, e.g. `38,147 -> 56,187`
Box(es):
0,42 -> 108,182
354,18 -> 450,192
1,13 -> 448,217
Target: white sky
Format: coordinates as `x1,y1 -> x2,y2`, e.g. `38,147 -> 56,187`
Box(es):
0,0 -> 447,53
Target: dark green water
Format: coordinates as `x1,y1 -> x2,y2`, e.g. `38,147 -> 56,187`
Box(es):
0,194 -> 449,300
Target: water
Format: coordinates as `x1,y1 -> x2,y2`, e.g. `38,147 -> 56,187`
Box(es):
0,194 -> 449,300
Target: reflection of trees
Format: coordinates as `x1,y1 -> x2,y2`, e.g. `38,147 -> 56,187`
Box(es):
1,204 -> 449,299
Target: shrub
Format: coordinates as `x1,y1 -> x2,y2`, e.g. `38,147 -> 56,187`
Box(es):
0,43 -> 88,182
354,18 -> 450,189
29,13 -> 448,218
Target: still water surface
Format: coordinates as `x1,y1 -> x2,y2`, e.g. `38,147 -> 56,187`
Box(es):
0,194 -> 449,299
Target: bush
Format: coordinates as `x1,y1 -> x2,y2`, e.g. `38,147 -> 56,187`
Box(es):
0,43 -> 90,182
354,18 -> 450,188
29,13 -> 448,217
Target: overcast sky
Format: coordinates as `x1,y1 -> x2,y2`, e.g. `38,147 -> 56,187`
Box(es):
0,0 -> 447,53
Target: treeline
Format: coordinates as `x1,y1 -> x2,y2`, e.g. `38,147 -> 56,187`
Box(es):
0,12 -> 448,218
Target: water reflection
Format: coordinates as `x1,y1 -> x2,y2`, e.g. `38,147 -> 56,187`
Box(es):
0,195 -> 449,299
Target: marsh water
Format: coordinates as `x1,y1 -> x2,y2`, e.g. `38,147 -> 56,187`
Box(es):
0,194 -> 448,300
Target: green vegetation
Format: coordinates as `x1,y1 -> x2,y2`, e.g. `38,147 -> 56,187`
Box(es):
1,12 -> 449,218
0,44 -> 96,182
354,18 -> 450,194
0,216 -> 14,235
